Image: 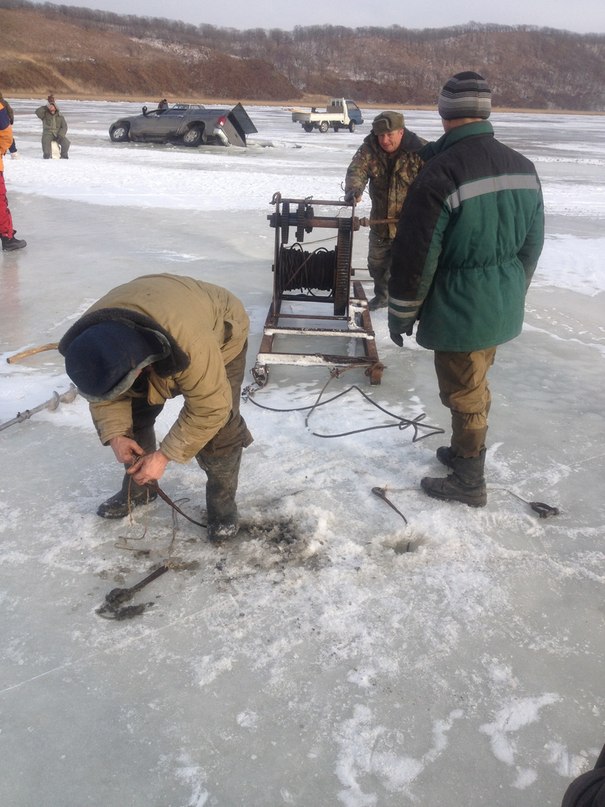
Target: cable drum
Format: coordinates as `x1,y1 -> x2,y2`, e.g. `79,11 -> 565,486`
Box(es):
277,244 -> 336,294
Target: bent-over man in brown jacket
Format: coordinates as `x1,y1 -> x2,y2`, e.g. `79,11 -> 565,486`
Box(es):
59,273 -> 253,541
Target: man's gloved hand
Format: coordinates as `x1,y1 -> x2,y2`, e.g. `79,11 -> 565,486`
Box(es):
344,189 -> 360,204
388,309 -> 415,347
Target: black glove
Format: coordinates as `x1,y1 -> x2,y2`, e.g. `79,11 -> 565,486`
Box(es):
388,315 -> 414,348
344,190 -> 358,204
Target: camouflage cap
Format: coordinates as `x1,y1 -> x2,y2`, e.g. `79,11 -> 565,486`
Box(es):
372,111 -> 405,134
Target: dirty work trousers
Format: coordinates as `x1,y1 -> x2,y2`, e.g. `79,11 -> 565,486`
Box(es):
367,230 -> 393,303
0,172 -> 14,238
128,341 -> 253,459
42,132 -> 70,159
434,347 -> 497,458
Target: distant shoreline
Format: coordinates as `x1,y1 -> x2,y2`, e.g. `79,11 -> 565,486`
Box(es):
7,93 -> 604,116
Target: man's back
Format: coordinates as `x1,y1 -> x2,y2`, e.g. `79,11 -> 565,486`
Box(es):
390,120 -> 544,351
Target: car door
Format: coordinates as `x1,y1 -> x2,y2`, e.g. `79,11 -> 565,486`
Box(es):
131,106 -> 187,140
151,105 -> 188,138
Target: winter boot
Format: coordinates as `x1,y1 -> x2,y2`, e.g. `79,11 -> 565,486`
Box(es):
421,450 -> 487,507
97,426 -> 158,519
2,235 -> 27,251
367,271 -> 389,310
368,295 -> 388,311
436,445 -> 455,468
197,447 -> 242,542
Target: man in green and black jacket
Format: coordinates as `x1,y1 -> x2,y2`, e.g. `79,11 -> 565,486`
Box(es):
388,71 -> 544,507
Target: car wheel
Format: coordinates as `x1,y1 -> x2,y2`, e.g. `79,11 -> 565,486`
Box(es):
302,123 -> 314,133
110,123 -> 130,142
349,121 -> 356,133
182,127 -> 203,147
318,121 -> 329,133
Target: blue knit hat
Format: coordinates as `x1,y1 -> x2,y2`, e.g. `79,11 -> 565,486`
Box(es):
64,322 -> 168,401
438,71 -> 491,120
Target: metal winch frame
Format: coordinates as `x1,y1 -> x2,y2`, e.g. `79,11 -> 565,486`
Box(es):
252,192 -> 383,386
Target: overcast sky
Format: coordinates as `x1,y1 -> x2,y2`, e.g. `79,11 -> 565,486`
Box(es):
35,0 -> 604,34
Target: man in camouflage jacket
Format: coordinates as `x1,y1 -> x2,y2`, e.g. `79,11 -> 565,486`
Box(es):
344,111 -> 425,310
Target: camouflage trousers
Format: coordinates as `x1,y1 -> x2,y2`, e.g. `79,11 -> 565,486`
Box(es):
434,348 -> 497,458
367,230 -> 393,302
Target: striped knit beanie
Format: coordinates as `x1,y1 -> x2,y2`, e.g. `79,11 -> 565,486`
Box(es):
438,71 -> 491,120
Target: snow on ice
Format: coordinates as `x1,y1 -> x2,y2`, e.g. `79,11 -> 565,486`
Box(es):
0,100 -> 604,806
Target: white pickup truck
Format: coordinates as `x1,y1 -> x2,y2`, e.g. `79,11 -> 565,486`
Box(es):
291,98 -> 364,133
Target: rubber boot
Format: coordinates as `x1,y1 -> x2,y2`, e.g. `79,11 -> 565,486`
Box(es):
2,235 -> 27,251
197,447 -> 242,542
421,450 -> 487,507
97,426 -> 158,518
368,294 -> 388,311
436,445 -> 455,468
368,266 -> 388,310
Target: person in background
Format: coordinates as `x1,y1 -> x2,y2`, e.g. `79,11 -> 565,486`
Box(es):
561,743 -> 605,807
0,93 -> 19,158
35,95 -> 70,159
388,72 -> 544,506
0,92 -> 26,251
344,111 -> 425,310
59,274 -> 254,542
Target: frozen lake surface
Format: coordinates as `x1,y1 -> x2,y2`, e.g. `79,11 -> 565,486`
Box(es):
1,100 -> 604,806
